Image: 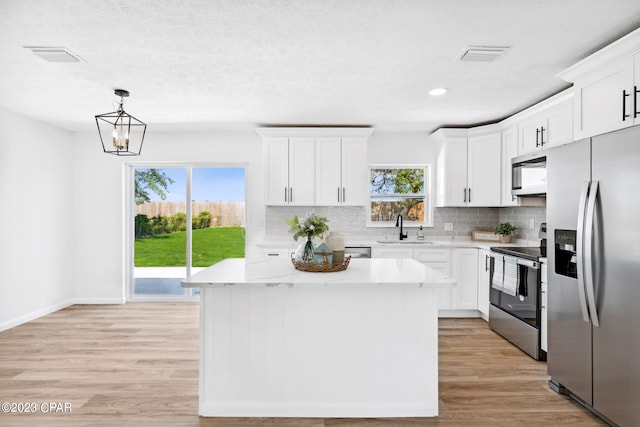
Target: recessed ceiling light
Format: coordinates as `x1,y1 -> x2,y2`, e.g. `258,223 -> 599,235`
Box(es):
23,46 -> 83,63
429,88 -> 448,96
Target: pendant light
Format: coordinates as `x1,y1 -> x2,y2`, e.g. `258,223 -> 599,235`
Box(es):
95,89 -> 147,156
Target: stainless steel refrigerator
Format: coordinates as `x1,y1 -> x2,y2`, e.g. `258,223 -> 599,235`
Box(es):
547,125 -> 640,426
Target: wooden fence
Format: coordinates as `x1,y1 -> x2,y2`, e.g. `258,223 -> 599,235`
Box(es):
135,201 -> 245,227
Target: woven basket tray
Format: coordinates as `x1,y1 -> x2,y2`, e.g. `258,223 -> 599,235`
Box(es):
291,255 -> 351,272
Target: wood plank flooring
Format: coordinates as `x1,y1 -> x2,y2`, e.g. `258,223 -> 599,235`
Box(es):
0,303 -> 605,426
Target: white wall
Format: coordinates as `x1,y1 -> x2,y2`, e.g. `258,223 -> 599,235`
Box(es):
0,108 -> 75,330
71,127 -> 264,302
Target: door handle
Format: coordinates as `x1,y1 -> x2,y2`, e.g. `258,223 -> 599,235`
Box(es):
468,188 -> 471,203
540,126 -> 545,146
289,187 -> 293,203
576,181 -> 591,323
343,187 -> 346,203
623,89 -> 631,121
337,187 -> 341,203
634,85 -> 639,119
535,128 -> 540,147
284,186 -> 288,202
463,188 -> 467,203
584,181 -> 600,327
485,254 -> 490,271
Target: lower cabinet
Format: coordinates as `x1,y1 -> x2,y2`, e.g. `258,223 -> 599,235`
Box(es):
373,246 -> 480,317
477,249 -> 491,318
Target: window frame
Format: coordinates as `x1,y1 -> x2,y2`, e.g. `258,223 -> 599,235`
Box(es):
366,164 -> 433,228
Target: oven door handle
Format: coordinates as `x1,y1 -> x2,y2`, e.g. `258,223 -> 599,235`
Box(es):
516,258 -> 539,269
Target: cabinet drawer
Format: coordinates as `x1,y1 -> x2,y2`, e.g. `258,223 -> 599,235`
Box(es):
414,248 -> 451,262
371,248 -> 414,258
259,248 -> 293,259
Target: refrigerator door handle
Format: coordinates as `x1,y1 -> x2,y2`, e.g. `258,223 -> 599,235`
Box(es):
584,180 -> 600,327
576,181 -> 591,324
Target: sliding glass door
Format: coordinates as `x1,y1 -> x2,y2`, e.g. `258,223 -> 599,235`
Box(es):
129,165 -> 245,300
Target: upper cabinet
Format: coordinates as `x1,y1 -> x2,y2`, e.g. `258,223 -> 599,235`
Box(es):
315,136 -> 368,206
433,127 -> 501,207
501,126 -> 519,206
257,128 -> 373,206
558,29 -> 640,139
518,97 -> 573,155
263,136 -> 315,205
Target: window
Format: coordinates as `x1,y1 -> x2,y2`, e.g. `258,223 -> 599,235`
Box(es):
367,165 -> 432,226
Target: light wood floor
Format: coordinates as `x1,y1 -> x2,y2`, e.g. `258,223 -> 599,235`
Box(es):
0,303 -> 605,427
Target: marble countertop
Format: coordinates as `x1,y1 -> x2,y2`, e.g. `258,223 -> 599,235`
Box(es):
181,258 -> 455,289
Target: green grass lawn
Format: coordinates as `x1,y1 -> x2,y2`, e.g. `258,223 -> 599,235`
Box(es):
134,227 -> 245,267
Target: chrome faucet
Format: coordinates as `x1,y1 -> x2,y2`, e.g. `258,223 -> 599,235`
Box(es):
395,214 -> 408,240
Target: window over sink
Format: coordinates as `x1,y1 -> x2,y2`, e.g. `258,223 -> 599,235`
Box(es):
367,165 -> 433,227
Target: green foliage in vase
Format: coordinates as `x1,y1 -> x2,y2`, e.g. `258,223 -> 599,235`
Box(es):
494,222 -> 517,236
286,210 -> 329,241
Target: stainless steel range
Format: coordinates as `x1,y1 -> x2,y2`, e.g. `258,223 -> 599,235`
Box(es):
489,235 -> 546,361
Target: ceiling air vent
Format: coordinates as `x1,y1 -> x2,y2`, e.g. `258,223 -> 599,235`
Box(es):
457,46 -> 509,62
24,46 -> 82,63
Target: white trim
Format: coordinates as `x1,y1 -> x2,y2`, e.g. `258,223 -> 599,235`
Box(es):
69,297 -> 126,305
0,299 -> 75,332
256,127 -> 373,138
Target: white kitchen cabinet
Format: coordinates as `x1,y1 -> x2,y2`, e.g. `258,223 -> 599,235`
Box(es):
371,247 -> 414,259
315,136 -> 368,206
558,30 -> 640,139
258,247 -> 294,260
451,248 -> 479,312
259,128 -> 373,206
541,261 -> 548,352
433,128 -> 501,207
500,126 -> 519,206
467,132 -> 502,206
264,137 -> 315,206
477,249 -> 491,319
518,98 -> 573,155
414,248 -> 452,311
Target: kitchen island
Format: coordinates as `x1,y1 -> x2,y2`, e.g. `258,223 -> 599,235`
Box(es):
182,257 -> 453,418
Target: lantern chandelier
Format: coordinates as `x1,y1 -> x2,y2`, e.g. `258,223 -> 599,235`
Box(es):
95,89 -> 147,156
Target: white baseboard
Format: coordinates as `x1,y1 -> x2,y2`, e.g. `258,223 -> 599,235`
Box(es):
69,297 -> 126,305
0,299 -> 74,332
0,297 -> 125,332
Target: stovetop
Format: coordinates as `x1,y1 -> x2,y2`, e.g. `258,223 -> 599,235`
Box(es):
490,246 -> 544,261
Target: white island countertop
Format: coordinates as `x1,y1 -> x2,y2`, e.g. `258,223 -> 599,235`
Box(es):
181,258 -> 454,289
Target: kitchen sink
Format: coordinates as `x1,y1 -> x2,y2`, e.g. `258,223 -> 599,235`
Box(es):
376,240 -> 435,244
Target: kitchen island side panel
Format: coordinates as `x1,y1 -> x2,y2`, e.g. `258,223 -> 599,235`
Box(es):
199,284 -> 438,417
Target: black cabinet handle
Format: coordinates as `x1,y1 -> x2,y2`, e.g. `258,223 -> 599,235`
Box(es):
485,254 -> 490,271
635,86 -> 639,119
535,128 -> 540,147
338,187 -> 341,203
463,188 -> 467,203
284,187 -> 288,202
623,89 -> 631,121
343,187 -> 346,203
289,187 -> 293,202
468,188 -> 471,203
540,126 -> 545,146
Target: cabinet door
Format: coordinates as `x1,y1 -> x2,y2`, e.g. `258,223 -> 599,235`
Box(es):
544,100 -> 573,148
467,133 -> 501,206
477,249 -> 491,317
315,137 -> 342,205
451,248 -> 479,310
288,137 -> 315,205
635,52 -> 640,126
501,127 -> 519,206
341,137 -> 368,206
519,115 -> 543,155
264,137 -> 290,205
371,247 -> 413,259
443,137 -> 468,206
574,56 -> 634,139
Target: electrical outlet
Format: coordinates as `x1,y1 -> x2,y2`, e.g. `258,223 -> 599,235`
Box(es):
529,218 -> 535,229
444,222 -> 454,231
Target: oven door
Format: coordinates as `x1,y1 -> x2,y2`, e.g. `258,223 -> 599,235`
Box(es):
499,258 -> 540,328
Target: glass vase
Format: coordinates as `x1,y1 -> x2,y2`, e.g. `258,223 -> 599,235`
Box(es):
295,237 -> 314,262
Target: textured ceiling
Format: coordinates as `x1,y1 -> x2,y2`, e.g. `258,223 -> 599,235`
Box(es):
1,0 -> 640,133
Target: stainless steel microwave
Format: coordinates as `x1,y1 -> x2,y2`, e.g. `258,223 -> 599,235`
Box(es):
512,152 -> 547,196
